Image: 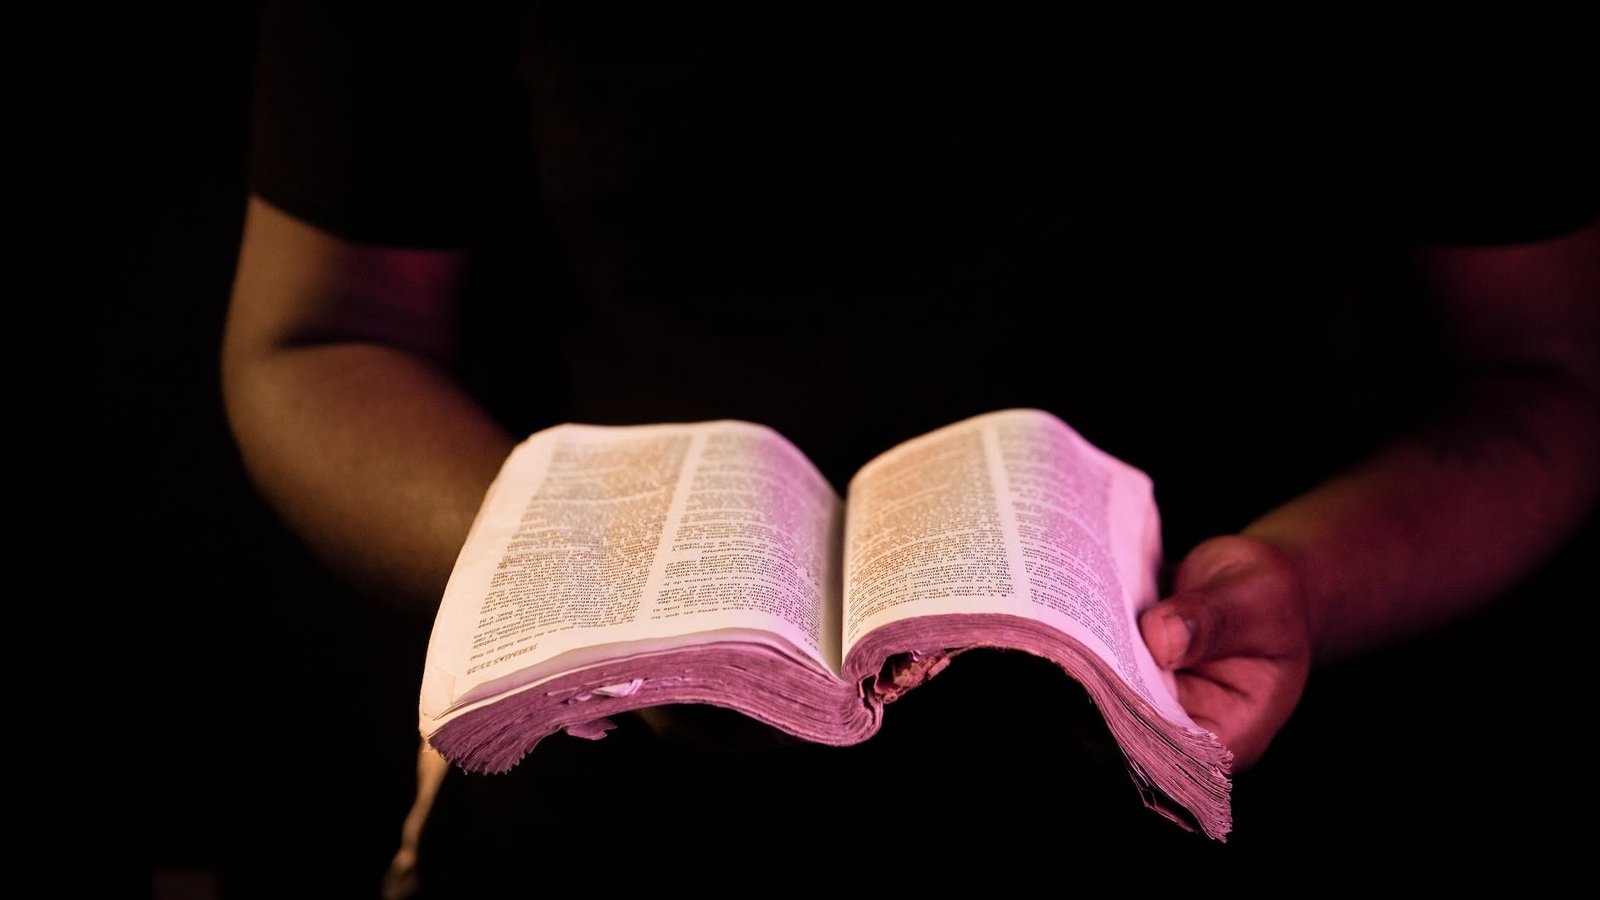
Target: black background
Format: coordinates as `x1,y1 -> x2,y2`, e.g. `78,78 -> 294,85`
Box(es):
58,7 -> 427,895
55,7 -> 1594,894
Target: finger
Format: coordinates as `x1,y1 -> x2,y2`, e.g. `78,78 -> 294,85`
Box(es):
1138,601 -> 1196,670
1147,584 -> 1299,669
1143,589 -> 1251,669
1143,591 -> 1269,670
1157,536 -> 1305,667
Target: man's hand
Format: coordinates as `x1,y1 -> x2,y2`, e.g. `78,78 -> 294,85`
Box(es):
1138,535 -> 1312,771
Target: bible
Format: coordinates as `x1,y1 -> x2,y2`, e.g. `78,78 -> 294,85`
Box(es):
419,408 -> 1232,839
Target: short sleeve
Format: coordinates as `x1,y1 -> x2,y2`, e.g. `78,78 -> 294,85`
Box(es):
1363,71 -> 1599,247
1397,112 -> 1597,246
248,2 -> 528,248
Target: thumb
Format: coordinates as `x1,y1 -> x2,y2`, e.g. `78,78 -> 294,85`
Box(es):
1145,595 -> 1203,666
1139,535 -> 1304,670
1139,591 -> 1229,670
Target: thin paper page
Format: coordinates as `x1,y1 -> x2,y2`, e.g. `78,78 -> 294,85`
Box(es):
648,423 -> 843,673
842,409 -> 1192,726
421,420 -> 842,718
991,410 -> 1187,724
842,412 -> 1025,647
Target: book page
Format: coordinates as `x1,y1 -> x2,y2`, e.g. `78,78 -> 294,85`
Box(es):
421,420 -> 842,718
843,412 -> 1023,644
843,409 -> 1184,720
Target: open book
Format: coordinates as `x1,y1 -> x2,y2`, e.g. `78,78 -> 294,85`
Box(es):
419,408 -> 1232,839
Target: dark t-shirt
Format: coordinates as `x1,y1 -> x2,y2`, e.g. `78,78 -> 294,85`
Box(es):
251,6 -> 1594,550
249,3 -> 1595,880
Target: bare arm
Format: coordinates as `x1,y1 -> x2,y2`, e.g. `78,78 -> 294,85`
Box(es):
1142,219 -> 1600,768
222,196 -> 517,613
225,197 -> 723,746
1256,220 -> 1600,658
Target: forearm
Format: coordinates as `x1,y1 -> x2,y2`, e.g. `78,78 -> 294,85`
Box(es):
1140,222 -> 1596,769
224,341 -> 515,612
225,347 -> 514,612
221,196 -> 520,611
1246,367 -> 1600,663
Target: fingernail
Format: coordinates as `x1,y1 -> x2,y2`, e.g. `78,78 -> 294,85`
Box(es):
1160,613 -> 1192,668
